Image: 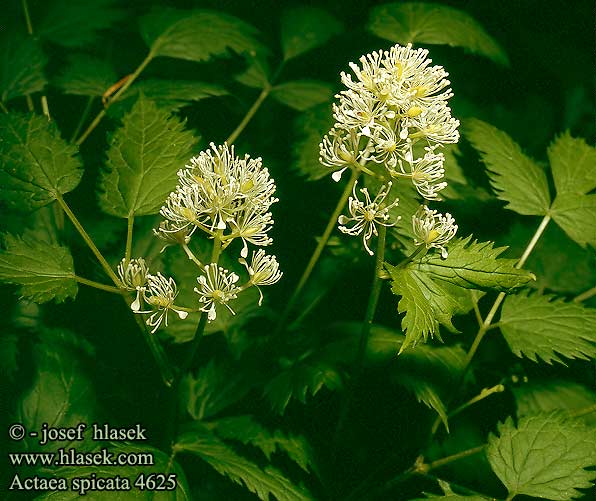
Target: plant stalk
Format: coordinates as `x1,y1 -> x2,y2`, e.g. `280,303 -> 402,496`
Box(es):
125,215 -> 134,263
226,86 -> 271,144
74,276 -> 123,294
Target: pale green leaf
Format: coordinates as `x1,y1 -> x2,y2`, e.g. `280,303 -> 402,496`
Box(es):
292,103 -> 334,180
38,0 -> 125,48
54,54 -> 117,96
417,236 -> 535,292
548,132 -> 596,195
487,413 -> 596,500
271,80 -> 334,111
387,264 -> 460,352
174,426 -> 312,501
500,292 -> 596,364
0,234 -> 77,303
0,33 -> 47,102
368,2 -> 508,65
141,8 -> 262,63
514,381 -> 596,426
441,144 -> 492,201
551,193 -> 596,248
37,443 -> 190,500
209,415 -> 315,473
465,119 -> 551,215
98,95 -> 197,218
0,112 -> 83,211
281,6 -> 343,61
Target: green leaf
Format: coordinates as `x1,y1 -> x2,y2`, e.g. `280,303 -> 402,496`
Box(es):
514,380 -> 596,426
54,54 -> 117,97
487,413 -> 596,500
464,119 -> 551,216
417,236 -> 535,292
271,80 -> 334,111
38,0 -> 125,48
235,53 -> 271,89
98,95 -> 197,218
550,193 -> 596,248
0,33 -> 47,102
500,292 -> 596,364
292,103 -> 334,180
16,329 -> 95,453
368,2 -> 508,65
548,132 -> 596,195
0,234 -> 77,303
0,112 -> 83,211
141,8 -> 262,63
280,6 -> 343,61
209,415 -> 315,473
387,264 -> 461,353
36,443 -> 190,500
174,426 -> 312,501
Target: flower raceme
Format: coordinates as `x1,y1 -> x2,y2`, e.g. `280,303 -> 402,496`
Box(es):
118,144 -> 282,332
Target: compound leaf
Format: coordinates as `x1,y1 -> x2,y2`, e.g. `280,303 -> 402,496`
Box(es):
487,413 -> 596,500
550,193 -> 596,248
141,8 -> 262,63
54,54 -> 117,97
271,80 -> 334,111
174,426 -> 312,501
98,95 -> 197,218
38,0 -> 126,48
0,234 -> 77,303
500,292 -> 596,364
0,33 -> 47,102
417,236 -> 535,292
368,2 -> 508,65
465,119 -> 551,216
0,113 -> 83,211
548,132 -> 596,196
281,6 -> 343,61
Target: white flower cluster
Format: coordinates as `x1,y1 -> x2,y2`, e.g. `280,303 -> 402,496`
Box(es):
322,44 -> 459,257
118,144 -> 283,332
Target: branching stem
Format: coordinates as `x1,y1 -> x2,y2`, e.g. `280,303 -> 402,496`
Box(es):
74,276 -> 123,294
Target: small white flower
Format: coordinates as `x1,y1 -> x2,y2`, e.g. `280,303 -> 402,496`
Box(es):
153,221 -> 192,252
229,206 -> 274,258
338,181 -> 400,255
141,273 -> 188,333
319,127 -> 364,181
393,147 -> 447,200
117,258 -> 149,311
194,264 -> 241,321
333,90 -> 393,134
412,205 -> 458,258
239,249 -> 283,305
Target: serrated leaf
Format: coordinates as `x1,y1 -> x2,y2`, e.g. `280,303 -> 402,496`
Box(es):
417,236 -> 535,292
271,80 -> 334,111
0,234 -> 77,303
36,443 -> 190,500
514,381 -> 596,426
141,8 -> 262,63
487,413 -> 596,500
16,329 -> 95,453
368,2 -> 508,65
0,33 -> 47,102
292,103 -> 334,180
38,0 -> 125,48
465,119 -> 551,215
387,264 -> 460,352
174,426 -> 312,501
209,415 -> 315,473
281,6 -> 343,61
402,378 -> 449,430
500,292 -> 596,364
548,132 -> 596,195
0,113 -> 83,211
54,54 -> 117,97
98,95 -> 197,218
550,193 -> 596,248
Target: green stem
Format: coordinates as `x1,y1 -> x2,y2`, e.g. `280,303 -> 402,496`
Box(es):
182,243 -> 204,268
25,95 -> 34,112
0,101 -> 8,113
226,86 -> 271,145
75,51 -> 154,146
574,286 -> 596,303
276,168 -> 360,333
424,444 -> 486,471
505,493 -> 516,501
125,215 -> 134,263
41,95 -> 50,119
470,290 -> 483,326
70,96 -> 95,143
569,402 -> 596,418
21,0 -> 33,34
57,195 -> 121,286
74,275 -> 123,294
